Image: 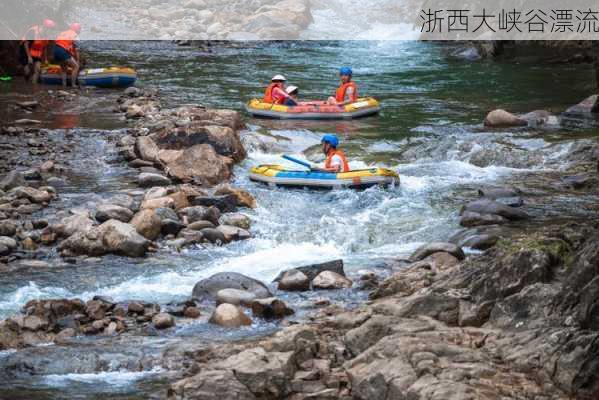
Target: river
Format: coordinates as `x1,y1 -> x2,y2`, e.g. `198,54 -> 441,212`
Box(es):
0,40 -> 597,399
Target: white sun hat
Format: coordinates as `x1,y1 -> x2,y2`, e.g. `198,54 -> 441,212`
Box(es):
271,74 -> 286,81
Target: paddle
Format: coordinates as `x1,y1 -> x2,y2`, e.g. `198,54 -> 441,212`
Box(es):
282,155 -> 327,172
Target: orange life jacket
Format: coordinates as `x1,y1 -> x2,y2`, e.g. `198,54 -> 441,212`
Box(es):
325,149 -> 350,173
335,81 -> 358,103
21,25 -> 47,58
56,29 -> 78,55
263,83 -> 286,104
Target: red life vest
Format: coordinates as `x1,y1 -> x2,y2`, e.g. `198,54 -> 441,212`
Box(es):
56,29 -> 78,55
21,25 -> 47,58
335,81 -> 358,103
325,149 -> 350,172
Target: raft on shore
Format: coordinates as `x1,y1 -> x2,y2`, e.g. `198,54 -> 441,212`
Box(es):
40,65 -> 137,88
245,97 -> 381,120
249,165 -> 399,190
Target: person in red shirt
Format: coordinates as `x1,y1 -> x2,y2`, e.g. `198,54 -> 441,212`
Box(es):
54,23 -> 81,87
263,75 -> 297,106
19,19 -> 56,83
327,67 -> 358,106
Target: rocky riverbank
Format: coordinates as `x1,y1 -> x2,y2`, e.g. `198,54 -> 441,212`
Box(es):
162,97 -> 599,399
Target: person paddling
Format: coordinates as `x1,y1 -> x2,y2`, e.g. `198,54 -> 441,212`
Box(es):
54,23 -> 81,88
263,75 -> 297,106
314,134 -> 350,173
327,67 -> 358,106
19,19 -> 56,84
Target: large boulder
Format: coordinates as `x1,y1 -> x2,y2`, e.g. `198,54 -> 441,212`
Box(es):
138,173 -> 172,188
460,211 -> 507,227
564,94 -> 599,116
164,144 -> 233,186
219,213 -> 251,229
130,209 -> 162,240
151,124 -> 246,162
95,204 -> 134,223
10,187 -> 53,204
168,370 -> 255,400
209,304 -> 252,328
192,272 -> 272,301
56,214 -> 95,237
216,288 -> 257,307
483,109 -> 527,128
179,206 -> 220,225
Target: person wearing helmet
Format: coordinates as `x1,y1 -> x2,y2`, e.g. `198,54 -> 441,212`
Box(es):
263,75 -> 297,106
315,134 -> 350,173
54,23 -> 81,87
18,19 -> 56,83
327,67 -> 358,106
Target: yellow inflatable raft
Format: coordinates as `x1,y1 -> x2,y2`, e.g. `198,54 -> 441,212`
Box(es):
245,97 -> 381,120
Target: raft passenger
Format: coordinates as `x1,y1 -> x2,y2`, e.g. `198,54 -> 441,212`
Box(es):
54,23 -> 81,87
19,19 -> 56,84
327,67 -> 358,106
263,75 -> 297,106
316,134 -> 350,173
286,85 -> 299,102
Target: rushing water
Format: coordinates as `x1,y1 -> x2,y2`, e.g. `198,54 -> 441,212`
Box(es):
0,40 -> 598,397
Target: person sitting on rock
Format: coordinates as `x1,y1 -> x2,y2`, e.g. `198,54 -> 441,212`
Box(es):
327,67 -> 358,106
19,19 -> 56,84
313,134 -> 350,173
54,23 -> 81,88
263,75 -> 297,106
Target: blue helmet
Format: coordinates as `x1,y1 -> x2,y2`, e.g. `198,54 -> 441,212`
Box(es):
321,134 -> 339,148
339,67 -> 353,76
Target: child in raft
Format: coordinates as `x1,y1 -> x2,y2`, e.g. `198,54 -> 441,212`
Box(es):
263,75 -> 298,106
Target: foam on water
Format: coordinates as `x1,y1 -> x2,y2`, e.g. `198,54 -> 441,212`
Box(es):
43,367 -> 165,387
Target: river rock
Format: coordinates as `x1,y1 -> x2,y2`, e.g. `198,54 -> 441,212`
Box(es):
277,269 -> 310,291
411,242 -> 465,261
10,186 -> 52,204
0,236 -> 16,250
131,209 -> 162,240
192,195 -> 237,213
312,271 -> 353,290
459,234 -> 499,250
179,206 -> 220,225
273,260 -> 346,283
187,220 -> 215,231
169,370 -> 255,400
21,237 -> 37,251
219,213 -> 250,229
161,219 -> 185,235
200,228 -> 230,245
136,136 -> 160,163
0,171 -> 25,191
251,298 -> 294,319
478,187 -> 520,199
164,144 -> 233,186
462,199 -> 529,220
98,220 -> 150,257
483,109 -> 527,128
216,288 -> 257,307
460,211 -> 507,227
0,220 -> 17,236
216,225 -> 251,242
214,185 -> 257,208
209,304 -> 252,328
192,272 -> 272,301
152,313 -> 175,329
58,214 -> 95,237
138,173 -> 172,188
141,196 -> 175,210
184,306 -> 201,319
167,191 -> 190,210
564,94 -> 599,116
144,187 -> 169,201
95,204 -> 134,223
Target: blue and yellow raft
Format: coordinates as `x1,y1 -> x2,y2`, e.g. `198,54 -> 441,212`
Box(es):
249,165 -> 399,190
40,65 -> 137,88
